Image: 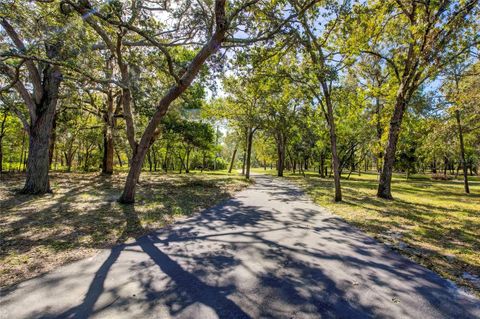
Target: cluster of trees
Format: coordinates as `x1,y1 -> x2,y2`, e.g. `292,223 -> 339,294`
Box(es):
1,0 -> 479,203
210,0 -> 480,200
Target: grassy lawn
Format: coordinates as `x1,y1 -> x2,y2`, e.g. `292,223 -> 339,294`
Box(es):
253,168 -> 480,294
0,170 -> 250,287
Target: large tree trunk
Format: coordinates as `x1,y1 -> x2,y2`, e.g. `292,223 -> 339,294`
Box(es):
455,110 -> 470,193
228,146 -> 237,174
245,128 -> 254,179
322,87 -> 342,202
326,110 -> 342,201
22,66 -> 62,194
1,19 -> 63,193
23,116 -> 54,193
102,131 -> 114,174
377,92 -> 407,199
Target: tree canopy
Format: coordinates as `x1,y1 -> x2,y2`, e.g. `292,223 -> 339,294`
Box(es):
1,0 -> 479,203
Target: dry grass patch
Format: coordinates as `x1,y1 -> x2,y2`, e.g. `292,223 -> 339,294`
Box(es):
0,171 -> 250,287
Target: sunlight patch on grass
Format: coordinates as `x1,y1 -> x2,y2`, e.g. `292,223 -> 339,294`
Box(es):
283,170 -> 480,294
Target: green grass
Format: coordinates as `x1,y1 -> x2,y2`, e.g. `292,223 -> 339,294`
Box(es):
255,168 -> 480,294
0,170 -> 250,287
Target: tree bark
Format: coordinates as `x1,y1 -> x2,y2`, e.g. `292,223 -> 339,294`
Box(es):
185,148 -> 191,173
377,91 -> 407,199
115,147 -> 123,167
443,157 -> 448,177
102,131 -> 114,174
22,65 -> 62,194
241,147 -> 247,175
325,95 -> 342,202
228,146 -> 237,173
455,110 -> 470,193
23,117 -> 55,193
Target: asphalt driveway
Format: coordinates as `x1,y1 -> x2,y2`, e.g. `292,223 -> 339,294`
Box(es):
1,175 -> 479,318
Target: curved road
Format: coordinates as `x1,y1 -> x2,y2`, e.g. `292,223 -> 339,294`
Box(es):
1,175 -> 479,318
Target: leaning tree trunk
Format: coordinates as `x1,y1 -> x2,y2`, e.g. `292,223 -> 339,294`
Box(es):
228,146 -> 237,174
377,92 -> 407,199
22,66 -> 62,194
241,147 -> 247,175
119,2 -> 227,203
455,110 -> 470,194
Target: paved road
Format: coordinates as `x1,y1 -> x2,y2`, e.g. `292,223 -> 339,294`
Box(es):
1,175 -> 479,319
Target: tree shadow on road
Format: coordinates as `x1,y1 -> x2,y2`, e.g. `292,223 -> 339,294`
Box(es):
6,177 -> 480,319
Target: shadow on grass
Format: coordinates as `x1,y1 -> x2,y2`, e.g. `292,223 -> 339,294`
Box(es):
0,172 -> 247,287
13,176 -> 478,318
